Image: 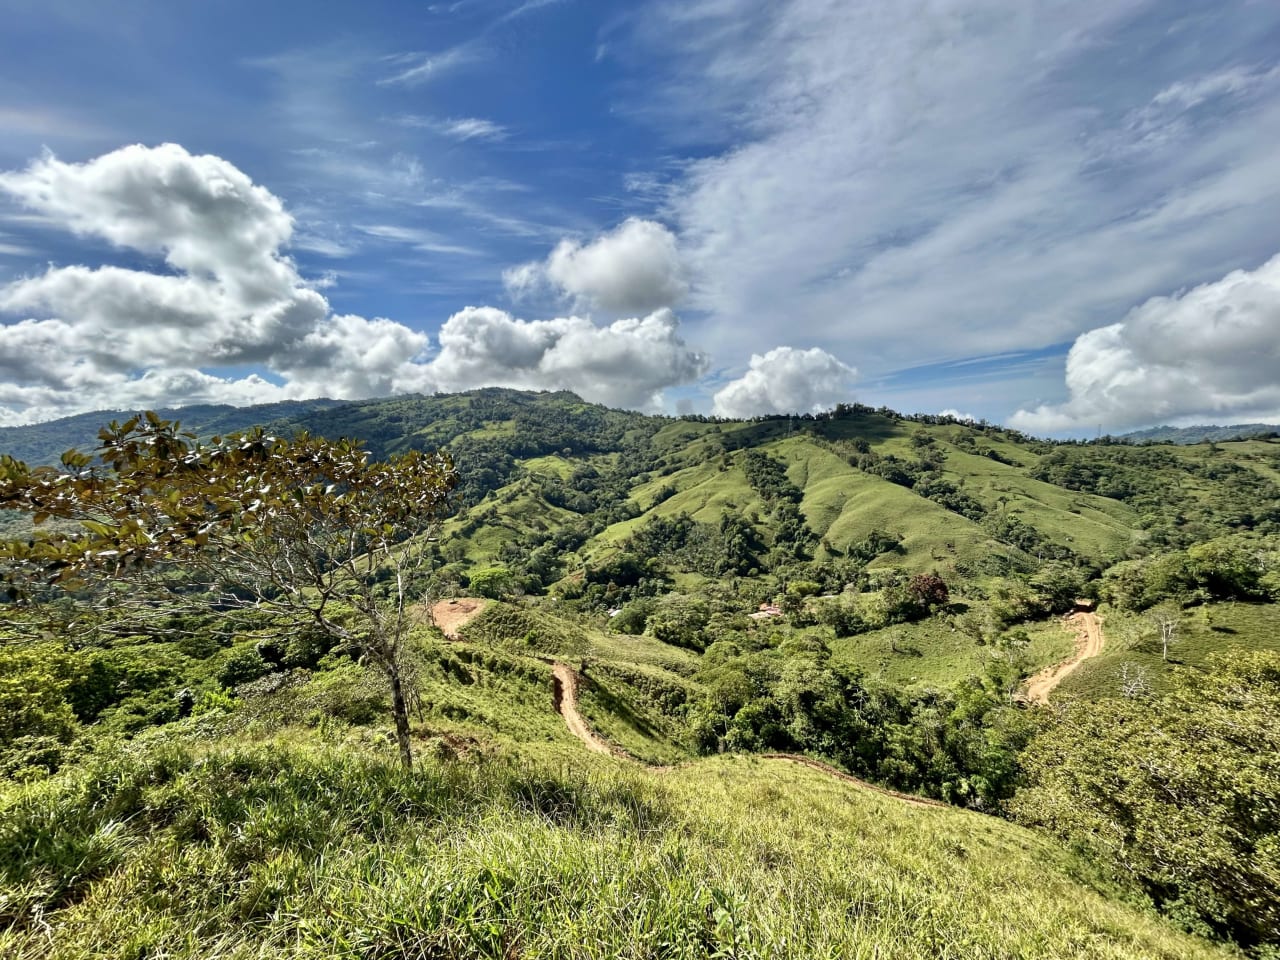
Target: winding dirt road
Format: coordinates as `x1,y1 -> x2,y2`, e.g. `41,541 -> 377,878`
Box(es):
551,663 -> 622,757
1019,611 -> 1105,705
424,600 -> 955,808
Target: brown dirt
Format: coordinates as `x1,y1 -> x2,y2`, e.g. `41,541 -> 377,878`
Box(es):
551,662 -> 623,757
1018,611 -> 1105,706
429,598 -> 487,639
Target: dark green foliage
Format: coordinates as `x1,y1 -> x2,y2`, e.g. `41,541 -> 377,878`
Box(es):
611,598 -> 655,635
1103,535 -> 1276,611
690,636 -> 1033,811
218,645 -> 272,688
1031,444 -> 1280,545
0,646 -> 79,779
648,594 -> 712,652
1012,650 -> 1280,952
626,512 -> 766,577
741,451 -> 802,504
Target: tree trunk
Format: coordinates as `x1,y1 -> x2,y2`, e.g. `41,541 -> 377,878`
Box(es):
389,667 -> 414,769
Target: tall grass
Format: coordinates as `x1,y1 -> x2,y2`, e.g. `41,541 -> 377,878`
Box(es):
0,739 -> 1232,959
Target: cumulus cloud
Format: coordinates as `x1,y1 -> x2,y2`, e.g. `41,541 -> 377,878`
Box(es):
504,218 -> 687,314
712,346 -> 857,418
0,144 -> 435,424
0,145 -> 711,424
1010,254 -> 1280,433
430,305 -> 707,410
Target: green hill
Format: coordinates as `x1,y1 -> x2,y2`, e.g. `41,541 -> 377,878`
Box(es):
3,390 -> 1279,956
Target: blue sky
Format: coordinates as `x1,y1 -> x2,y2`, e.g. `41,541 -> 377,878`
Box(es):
1,0 -> 1278,433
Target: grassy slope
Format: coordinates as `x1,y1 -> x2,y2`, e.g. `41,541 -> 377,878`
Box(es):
828,616 -> 1076,688
0,737 -> 1231,960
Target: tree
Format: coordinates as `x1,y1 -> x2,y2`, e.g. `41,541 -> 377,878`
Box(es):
0,413 -> 458,769
906,572 -> 949,611
1011,651 -> 1280,950
469,565 -> 515,600
1146,602 -> 1181,661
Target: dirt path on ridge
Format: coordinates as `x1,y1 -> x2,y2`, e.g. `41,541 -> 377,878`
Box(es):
551,662 -> 621,756
429,598 -> 487,639
1019,611 -> 1105,705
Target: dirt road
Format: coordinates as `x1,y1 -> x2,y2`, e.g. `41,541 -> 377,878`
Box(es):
551,662 -> 620,756
1019,611 -> 1105,705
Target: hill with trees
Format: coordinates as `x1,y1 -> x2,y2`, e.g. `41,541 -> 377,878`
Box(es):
2,389 -> 1278,958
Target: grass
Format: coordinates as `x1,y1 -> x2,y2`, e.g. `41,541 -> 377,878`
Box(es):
827,615 -> 1076,687
518,454 -> 574,479
0,738 -> 1234,959
1054,601 -> 1280,701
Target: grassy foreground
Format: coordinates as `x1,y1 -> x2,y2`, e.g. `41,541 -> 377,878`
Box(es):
0,735 -> 1232,960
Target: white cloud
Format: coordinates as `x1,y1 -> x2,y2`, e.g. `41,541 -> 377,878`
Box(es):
939,409 -> 977,423
430,305 -> 708,410
1010,254 -> 1280,433
0,145 -> 712,424
712,346 -> 857,418
505,218 -> 687,314
395,115 -> 508,141
627,1 -> 1280,375
379,44 -> 479,86
0,145 -> 436,424
442,118 -> 507,141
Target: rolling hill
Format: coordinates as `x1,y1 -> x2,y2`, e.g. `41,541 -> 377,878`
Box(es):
3,389 -> 1279,957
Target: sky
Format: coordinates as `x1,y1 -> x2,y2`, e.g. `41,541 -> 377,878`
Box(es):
1,0 -> 1278,435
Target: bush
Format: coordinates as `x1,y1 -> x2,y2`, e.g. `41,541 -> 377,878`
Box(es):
218,645 -> 272,688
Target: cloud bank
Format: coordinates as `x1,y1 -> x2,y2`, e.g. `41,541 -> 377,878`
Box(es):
629,0 -> 1280,384
1010,254 -> 1280,432
432,305 -> 707,410
0,145 -> 709,424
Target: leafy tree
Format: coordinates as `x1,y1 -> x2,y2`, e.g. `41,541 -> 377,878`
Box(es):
0,413 -> 457,769
906,572 -> 949,611
469,565 -> 516,600
1011,650 -> 1280,951
1186,538 -> 1264,600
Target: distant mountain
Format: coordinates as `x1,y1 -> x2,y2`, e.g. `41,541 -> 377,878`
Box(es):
0,398 -> 351,466
1119,423 -> 1280,444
